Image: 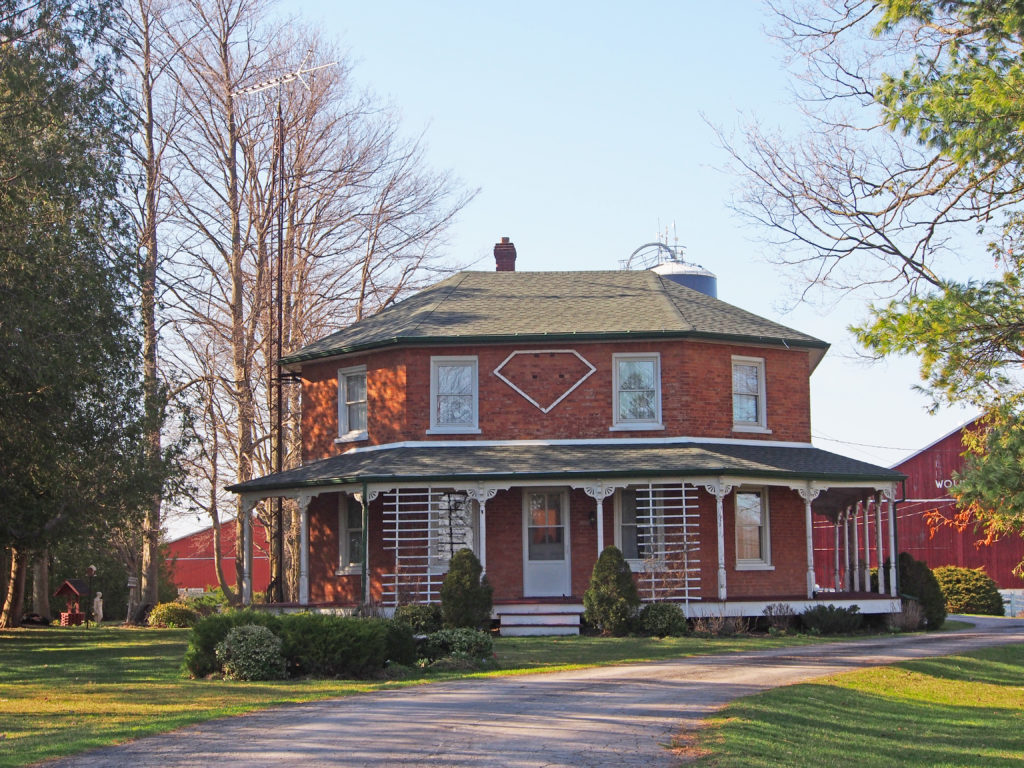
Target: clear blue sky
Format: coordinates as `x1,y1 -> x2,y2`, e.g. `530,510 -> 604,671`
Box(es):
287,1 -> 976,466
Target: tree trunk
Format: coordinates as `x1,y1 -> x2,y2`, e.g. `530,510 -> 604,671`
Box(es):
0,548 -> 28,628
30,549 -> 50,621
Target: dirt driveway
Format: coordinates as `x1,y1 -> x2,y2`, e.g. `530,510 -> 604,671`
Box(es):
46,616 -> 1024,768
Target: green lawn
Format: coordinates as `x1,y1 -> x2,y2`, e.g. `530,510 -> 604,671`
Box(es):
688,643 -> 1024,767
0,624 -> 842,766
0,623 -> 1001,767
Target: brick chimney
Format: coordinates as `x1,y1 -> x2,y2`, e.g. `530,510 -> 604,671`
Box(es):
494,236 -> 517,272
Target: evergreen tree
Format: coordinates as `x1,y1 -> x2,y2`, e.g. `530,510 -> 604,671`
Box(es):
0,0 -> 164,626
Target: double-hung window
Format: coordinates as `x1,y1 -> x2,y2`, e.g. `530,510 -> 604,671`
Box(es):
337,365 -> 367,442
429,356 -> 479,433
615,487 -> 665,569
732,356 -> 768,432
612,353 -> 662,429
338,494 -> 365,575
734,488 -> 772,569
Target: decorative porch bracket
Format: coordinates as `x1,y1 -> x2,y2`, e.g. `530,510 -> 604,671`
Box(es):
789,483 -> 823,598
575,483 -> 619,554
454,482 -> 510,574
703,481 -> 735,601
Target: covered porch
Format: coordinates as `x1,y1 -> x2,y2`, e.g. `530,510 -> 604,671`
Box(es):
228,439 -> 905,630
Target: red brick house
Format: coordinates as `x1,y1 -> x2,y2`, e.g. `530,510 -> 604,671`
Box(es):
229,238 -> 903,633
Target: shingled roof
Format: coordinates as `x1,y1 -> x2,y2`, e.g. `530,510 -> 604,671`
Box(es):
282,271 -> 829,368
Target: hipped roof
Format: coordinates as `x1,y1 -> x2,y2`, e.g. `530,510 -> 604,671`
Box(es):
282,271 -> 829,369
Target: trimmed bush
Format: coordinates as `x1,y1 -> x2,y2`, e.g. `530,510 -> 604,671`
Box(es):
638,602 -> 688,637
440,548 -> 493,629
898,552 -> 947,629
394,603 -> 443,634
215,624 -> 286,681
800,604 -> 863,635
422,627 -> 494,661
583,546 -> 640,636
183,589 -> 229,617
147,601 -> 200,628
382,618 -> 417,666
276,613 -> 388,678
933,566 -> 1005,616
184,609 -> 282,678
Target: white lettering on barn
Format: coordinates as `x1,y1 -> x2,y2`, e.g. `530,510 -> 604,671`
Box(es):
935,478 -> 960,489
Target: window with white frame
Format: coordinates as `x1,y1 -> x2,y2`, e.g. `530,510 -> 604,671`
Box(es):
732,356 -> 767,431
338,494 -> 364,574
337,365 -> 368,441
612,353 -> 662,429
734,488 -> 771,568
429,356 -> 479,433
615,487 -> 664,567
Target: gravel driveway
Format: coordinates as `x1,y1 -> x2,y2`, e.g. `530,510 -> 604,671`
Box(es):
45,615 -> 1024,768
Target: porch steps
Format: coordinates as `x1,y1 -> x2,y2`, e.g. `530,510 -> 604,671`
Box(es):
494,602 -> 584,637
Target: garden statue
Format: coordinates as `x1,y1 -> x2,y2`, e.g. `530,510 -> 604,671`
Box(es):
92,592 -> 103,624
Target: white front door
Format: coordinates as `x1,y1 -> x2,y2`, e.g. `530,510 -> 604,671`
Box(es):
523,490 -> 571,597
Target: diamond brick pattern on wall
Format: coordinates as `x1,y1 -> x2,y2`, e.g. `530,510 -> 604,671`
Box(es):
493,350 -> 597,413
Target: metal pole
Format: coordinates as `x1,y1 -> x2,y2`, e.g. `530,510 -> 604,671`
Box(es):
273,97 -> 285,604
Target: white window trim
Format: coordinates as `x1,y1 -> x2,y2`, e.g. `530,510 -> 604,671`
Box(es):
734,487 -> 774,571
336,494 -> 364,576
427,356 -> 481,435
731,356 -> 771,434
611,353 -> 663,431
613,488 -> 665,572
336,365 -> 368,444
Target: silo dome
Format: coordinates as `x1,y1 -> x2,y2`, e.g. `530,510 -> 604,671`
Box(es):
651,259 -> 718,298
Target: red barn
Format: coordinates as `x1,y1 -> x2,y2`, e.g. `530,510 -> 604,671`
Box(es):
228,239 -> 904,633
814,420 -> 1024,590
166,524 -> 271,594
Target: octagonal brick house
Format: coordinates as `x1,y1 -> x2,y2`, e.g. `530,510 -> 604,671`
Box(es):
229,238 -> 904,635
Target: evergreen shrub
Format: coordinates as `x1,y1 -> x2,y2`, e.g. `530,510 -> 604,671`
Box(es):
276,613 -> 389,678
800,604 -> 863,634
638,602 -> 688,637
583,546 -> 640,636
215,624 -> 286,681
439,548 -> 493,629
147,601 -> 200,628
423,627 -> 493,661
933,566 -> 1004,616
184,609 -> 282,677
897,552 -> 947,629
394,603 -> 443,634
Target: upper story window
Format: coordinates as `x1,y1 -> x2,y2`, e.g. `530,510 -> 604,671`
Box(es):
337,494 -> 364,575
612,353 -> 663,430
337,365 -> 367,442
429,356 -> 480,434
735,488 -> 772,569
732,356 -> 768,432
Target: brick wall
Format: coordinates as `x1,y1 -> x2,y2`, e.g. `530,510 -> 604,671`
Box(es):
300,339 -> 812,460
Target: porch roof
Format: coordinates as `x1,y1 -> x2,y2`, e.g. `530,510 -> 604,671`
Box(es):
227,440 -> 903,501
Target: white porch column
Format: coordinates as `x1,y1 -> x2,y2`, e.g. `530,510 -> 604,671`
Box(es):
354,488 -> 379,605
465,484 -> 504,575
874,492 -> 885,595
843,507 -> 851,591
885,487 -> 898,596
833,516 -> 841,592
581,484 -> 616,555
862,498 -> 871,590
851,501 -> 861,592
293,492 -> 317,606
240,496 -> 258,606
793,485 -> 822,599
704,482 -> 734,601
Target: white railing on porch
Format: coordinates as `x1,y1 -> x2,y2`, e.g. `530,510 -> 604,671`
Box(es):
637,483 -> 702,604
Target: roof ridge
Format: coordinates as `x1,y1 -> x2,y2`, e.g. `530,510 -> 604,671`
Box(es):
402,271 -> 470,337
648,272 -> 696,331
